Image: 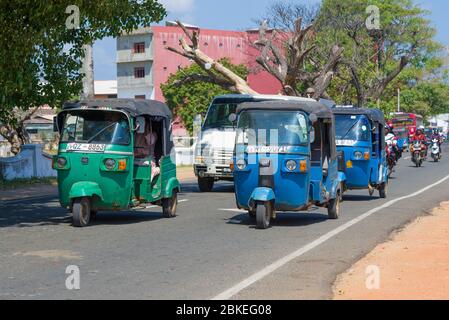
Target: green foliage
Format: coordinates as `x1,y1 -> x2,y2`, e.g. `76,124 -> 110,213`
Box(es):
161,58 -> 249,133
316,0 -> 443,108
0,0 -> 166,126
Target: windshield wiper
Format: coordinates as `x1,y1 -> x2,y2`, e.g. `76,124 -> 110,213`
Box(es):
340,121 -> 359,140
87,122 -> 116,143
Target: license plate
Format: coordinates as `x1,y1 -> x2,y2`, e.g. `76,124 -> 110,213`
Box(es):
66,143 -> 106,152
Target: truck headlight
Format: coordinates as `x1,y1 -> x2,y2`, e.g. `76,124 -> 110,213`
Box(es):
286,160 -> 297,171
236,159 -> 247,170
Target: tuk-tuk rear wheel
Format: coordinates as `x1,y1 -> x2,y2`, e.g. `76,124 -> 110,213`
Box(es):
328,189 -> 341,220
256,201 -> 272,230
162,190 -> 178,218
72,197 -> 91,227
379,182 -> 387,199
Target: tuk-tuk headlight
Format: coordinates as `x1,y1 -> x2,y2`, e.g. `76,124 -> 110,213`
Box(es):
104,159 -> 116,170
286,160 -> 297,171
353,151 -> 363,160
236,159 -> 247,170
57,157 -> 67,168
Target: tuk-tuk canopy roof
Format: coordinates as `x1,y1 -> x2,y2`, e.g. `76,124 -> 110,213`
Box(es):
236,99 -> 334,119
63,99 -> 172,119
332,106 -> 385,124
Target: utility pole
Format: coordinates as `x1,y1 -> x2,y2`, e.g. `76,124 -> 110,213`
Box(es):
81,44 -> 95,99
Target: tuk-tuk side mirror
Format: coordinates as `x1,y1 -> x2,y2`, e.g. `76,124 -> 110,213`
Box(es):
310,127 -> 315,144
228,113 -> 237,123
309,113 -> 318,124
53,116 -> 59,132
135,117 -> 146,134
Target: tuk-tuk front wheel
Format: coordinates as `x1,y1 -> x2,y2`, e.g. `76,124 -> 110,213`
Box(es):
72,197 -> 92,227
162,190 -> 178,218
256,201 -> 273,229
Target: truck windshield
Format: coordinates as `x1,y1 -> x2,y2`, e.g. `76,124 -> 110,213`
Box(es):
335,114 -> 370,141
203,103 -> 237,130
237,110 -> 308,146
61,111 -> 131,145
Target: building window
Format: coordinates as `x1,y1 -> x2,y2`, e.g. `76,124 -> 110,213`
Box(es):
135,95 -> 146,100
163,66 -> 167,71
134,67 -> 145,78
133,42 -> 145,54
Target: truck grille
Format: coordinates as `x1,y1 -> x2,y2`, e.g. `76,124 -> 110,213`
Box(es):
213,149 -> 233,165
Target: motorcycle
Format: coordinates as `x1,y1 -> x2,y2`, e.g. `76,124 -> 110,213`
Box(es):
386,140 -> 397,177
410,141 -> 425,167
430,138 -> 441,162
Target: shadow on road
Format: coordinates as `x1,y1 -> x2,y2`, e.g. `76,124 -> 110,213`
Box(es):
0,197 -> 171,228
0,196 -> 70,228
342,195 -> 380,202
227,210 -> 329,228
180,181 -> 234,194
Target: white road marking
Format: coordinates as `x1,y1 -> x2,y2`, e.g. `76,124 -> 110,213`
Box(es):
211,173 -> 449,300
219,208 -> 246,213
137,199 -> 189,210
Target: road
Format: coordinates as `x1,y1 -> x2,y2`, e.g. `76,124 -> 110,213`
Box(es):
1,145 -> 449,300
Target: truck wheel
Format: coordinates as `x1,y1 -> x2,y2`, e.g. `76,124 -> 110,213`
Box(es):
198,177 -> 214,192
328,188 -> 341,220
72,197 -> 91,227
379,182 -> 387,199
256,201 -> 272,229
162,190 -> 178,218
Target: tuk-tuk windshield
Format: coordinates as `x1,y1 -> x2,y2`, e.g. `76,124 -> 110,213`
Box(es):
60,110 -> 131,145
203,103 -> 238,130
335,114 -> 370,141
237,110 -> 308,146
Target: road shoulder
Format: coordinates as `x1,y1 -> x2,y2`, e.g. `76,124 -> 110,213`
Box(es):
333,201 -> 449,300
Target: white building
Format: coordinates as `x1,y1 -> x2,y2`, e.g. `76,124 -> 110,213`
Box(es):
116,27 -> 154,100
429,114 -> 449,133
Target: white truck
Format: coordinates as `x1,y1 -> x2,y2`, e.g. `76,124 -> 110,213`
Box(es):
194,94 -> 316,192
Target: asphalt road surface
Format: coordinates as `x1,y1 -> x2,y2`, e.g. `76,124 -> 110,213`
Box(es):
1,144 -> 449,300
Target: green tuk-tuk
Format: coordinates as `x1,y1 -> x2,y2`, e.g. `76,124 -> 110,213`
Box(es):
53,99 -> 180,227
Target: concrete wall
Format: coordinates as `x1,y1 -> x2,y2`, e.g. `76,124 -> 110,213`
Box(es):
0,144 -> 56,181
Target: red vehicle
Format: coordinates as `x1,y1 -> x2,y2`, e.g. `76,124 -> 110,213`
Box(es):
388,113 -> 424,149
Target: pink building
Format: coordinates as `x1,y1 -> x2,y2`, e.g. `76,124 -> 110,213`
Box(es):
117,23 -> 282,100
116,23 -> 282,134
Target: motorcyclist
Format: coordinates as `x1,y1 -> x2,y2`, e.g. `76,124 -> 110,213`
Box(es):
385,124 -> 401,159
411,126 -> 428,157
430,128 -> 442,153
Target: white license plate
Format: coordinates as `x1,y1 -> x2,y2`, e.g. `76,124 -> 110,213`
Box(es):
66,143 -> 106,152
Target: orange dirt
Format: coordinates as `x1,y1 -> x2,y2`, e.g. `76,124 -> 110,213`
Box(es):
334,201 -> 449,300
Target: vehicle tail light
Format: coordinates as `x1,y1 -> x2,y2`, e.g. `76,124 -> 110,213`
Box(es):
364,152 -> 370,160
346,160 -> 353,169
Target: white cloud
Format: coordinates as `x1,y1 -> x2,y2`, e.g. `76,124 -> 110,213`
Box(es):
159,0 -> 195,14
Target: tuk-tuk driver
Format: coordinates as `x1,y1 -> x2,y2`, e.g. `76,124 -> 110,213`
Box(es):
135,120 -> 160,181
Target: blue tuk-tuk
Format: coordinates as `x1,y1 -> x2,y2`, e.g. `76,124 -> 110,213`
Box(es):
232,99 -> 346,229
333,106 -> 388,198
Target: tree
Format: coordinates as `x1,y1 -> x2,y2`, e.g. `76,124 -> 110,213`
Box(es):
316,0 -> 441,107
0,0 -> 166,154
161,58 -> 249,134
166,21 -> 257,95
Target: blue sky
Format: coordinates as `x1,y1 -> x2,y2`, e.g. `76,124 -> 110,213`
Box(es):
94,0 -> 449,80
